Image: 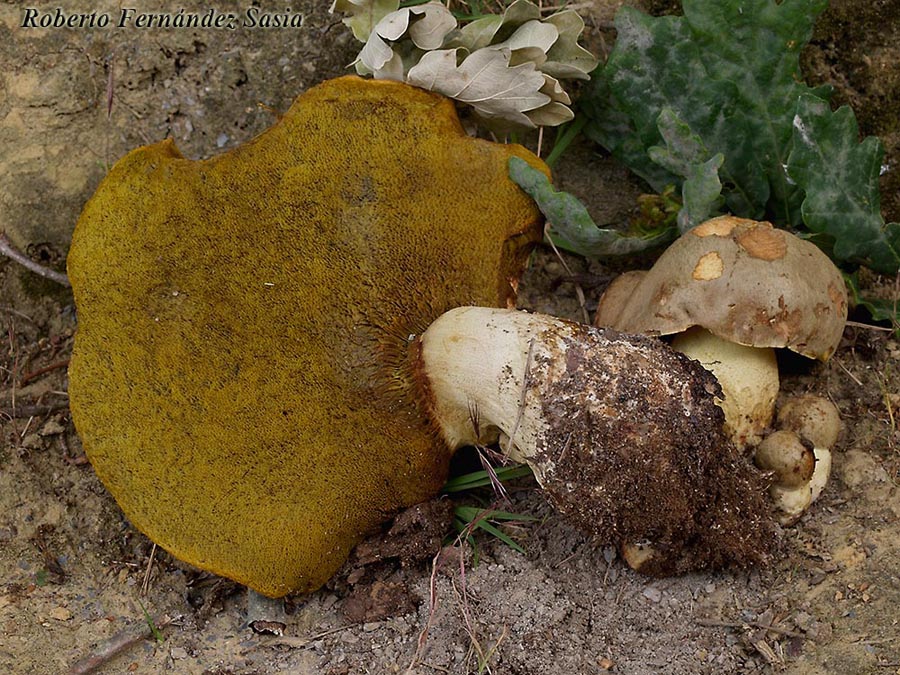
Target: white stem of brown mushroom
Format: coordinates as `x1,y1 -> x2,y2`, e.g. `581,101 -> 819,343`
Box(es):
670,327 -> 779,449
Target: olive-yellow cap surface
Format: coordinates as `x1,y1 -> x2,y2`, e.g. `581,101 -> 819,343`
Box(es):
67,76 -> 545,597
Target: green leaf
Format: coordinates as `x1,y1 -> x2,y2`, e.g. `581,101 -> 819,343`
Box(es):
508,157 -> 673,256
647,108 -> 724,231
454,506 -> 537,554
786,94 -> 900,275
541,10 -> 599,80
583,0 -> 829,228
844,272 -> 900,327
331,0 -> 400,42
138,599 -> 164,644
442,464 -> 534,493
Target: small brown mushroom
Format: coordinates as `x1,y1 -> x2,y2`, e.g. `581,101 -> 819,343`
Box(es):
755,429 -> 816,489
596,216 -> 847,449
754,429 -> 815,524
776,394 -> 841,506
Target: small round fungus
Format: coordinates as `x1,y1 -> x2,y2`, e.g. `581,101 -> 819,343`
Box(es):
755,430 -> 815,489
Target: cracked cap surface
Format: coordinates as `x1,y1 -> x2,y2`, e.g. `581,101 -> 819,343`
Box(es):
595,216 -> 847,360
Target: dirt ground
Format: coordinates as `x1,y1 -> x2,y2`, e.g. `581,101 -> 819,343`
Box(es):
2,1 -> 900,673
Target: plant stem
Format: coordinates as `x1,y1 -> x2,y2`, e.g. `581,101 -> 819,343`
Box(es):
0,232 -> 71,287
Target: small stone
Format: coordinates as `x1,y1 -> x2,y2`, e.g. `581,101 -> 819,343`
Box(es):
793,611 -> 813,631
170,647 -> 188,659
21,434 -> 42,450
598,656 -> 615,670
49,606 -> 72,621
642,587 -> 663,603
39,419 -> 65,437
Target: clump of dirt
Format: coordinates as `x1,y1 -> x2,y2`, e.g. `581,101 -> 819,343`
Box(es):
534,325 -> 776,576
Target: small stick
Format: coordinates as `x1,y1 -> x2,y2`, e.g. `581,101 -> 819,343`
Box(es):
696,617 -> 805,639
0,403 -> 68,419
543,223 -> 590,324
844,320 -> 893,332
20,359 -> 70,386
68,614 -> 174,674
505,337 -> 536,457
834,357 -> 864,387
141,544 -> 157,596
0,306 -> 36,324
0,233 -> 71,287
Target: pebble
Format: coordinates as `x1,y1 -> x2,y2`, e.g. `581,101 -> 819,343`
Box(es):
642,587 -> 662,603
170,647 -> 188,660
39,419 -> 65,436
48,606 -> 72,621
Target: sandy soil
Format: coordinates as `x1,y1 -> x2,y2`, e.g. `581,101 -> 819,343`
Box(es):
2,1 -> 899,674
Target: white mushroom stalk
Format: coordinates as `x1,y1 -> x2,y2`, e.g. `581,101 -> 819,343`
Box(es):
415,306 -> 776,575
671,327 -> 779,448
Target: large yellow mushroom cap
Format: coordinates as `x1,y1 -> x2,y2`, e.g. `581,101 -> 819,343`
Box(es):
595,216 -> 848,361
67,76 -> 546,597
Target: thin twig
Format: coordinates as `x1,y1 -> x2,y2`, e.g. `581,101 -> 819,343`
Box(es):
68,614 -> 175,674
0,403 -> 68,419
141,544 -> 157,596
845,320 -> 893,332
0,306 -> 36,324
19,359 -> 70,386
696,617 -> 805,639
504,336 -> 536,458
0,233 -> 71,287
543,223 -> 590,324
406,546 -> 447,674
834,357 -> 864,387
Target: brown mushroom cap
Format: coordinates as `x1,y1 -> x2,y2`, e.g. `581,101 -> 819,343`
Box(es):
777,394 -> 841,449
67,76 -> 546,597
594,216 -> 848,360
754,429 -> 816,488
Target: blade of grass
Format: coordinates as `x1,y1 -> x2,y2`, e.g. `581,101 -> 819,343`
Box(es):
443,464 -> 533,492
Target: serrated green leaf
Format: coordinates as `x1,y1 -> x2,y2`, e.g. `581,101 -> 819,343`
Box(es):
583,0 -> 829,233
787,93 -> 900,275
508,157 -> 672,256
647,107 -> 724,231
451,14 -> 503,50
542,10 -> 599,80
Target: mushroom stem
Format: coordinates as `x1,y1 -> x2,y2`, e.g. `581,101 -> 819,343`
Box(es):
417,307 -> 776,574
418,307 -> 571,489
670,327 -> 779,448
